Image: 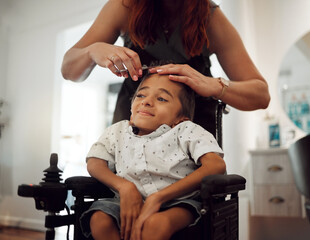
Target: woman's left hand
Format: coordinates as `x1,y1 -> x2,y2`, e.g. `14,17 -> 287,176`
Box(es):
149,64 -> 220,98
130,193 -> 163,240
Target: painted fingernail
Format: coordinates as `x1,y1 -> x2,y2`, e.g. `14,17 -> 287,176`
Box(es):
139,69 -> 143,76
133,75 -> 138,81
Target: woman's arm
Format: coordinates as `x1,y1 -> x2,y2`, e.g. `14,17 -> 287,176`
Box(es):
87,157 -> 143,240
61,0 -> 142,82
207,7 -> 270,110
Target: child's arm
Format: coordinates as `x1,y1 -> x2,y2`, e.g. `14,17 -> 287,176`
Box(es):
131,152 -> 226,240
87,157 -> 143,240
154,152 -> 226,201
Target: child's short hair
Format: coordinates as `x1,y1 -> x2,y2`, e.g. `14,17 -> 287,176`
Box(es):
177,81 -> 196,121
131,71 -> 196,121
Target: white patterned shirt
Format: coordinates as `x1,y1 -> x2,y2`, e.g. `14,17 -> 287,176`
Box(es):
87,120 -> 223,199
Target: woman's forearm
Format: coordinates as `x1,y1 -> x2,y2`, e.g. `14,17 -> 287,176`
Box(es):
205,7 -> 270,110
219,78 -> 270,111
61,46 -> 96,82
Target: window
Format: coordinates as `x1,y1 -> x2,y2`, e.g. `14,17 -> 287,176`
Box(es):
54,22 -> 123,178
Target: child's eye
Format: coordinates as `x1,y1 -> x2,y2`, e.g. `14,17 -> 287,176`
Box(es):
136,94 -> 145,98
158,97 -> 168,102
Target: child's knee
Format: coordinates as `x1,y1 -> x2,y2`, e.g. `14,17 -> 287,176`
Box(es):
142,213 -> 172,238
90,211 -> 115,234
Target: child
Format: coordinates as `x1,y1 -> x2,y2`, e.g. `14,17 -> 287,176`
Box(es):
81,72 -> 226,240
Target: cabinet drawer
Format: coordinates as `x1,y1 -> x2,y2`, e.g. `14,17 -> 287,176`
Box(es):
251,152 -> 294,184
252,185 -> 301,217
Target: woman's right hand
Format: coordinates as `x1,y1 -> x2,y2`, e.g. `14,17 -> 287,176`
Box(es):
61,0 -> 142,82
118,181 -> 143,240
88,42 -> 142,81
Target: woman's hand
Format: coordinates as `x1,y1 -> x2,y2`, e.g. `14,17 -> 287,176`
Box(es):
149,64 -> 221,98
149,63 -> 270,110
130,193 -> 163,240
88,42 -> 142,81
118,181 -> 144,240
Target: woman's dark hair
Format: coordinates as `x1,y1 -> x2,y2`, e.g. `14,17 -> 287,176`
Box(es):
131,71 -> 196,121
125,0 -> 211,57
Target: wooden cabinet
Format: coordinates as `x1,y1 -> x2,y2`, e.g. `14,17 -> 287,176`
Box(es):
249,148 -> 302,217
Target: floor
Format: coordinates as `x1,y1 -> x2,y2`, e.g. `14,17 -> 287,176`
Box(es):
0,226 -> 45,240
0,225 -> 70,240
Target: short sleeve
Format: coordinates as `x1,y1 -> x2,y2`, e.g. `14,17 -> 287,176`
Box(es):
86,125 -> 116,164
177,122 -> 224,164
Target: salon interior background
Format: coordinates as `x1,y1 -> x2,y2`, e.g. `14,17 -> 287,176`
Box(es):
1,0 -> 310,239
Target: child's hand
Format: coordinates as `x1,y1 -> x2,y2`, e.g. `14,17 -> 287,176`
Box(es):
130,193 -> 163,240
118,182 -> 143,240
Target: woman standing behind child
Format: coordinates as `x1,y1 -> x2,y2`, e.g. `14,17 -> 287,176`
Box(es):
61,0 -> 270,125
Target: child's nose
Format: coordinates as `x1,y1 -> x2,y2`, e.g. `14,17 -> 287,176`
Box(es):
142,97 -> 153,106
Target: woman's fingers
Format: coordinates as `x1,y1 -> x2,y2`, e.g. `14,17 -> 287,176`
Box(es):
153,64 -> 197,83
149,64 -> 177,74
150,63 -> 216,97
109,48 -> 142,81
90,43 -> 142,80
168,74 -> 191,85
154,64 -> 195,78
123,49 -> 142,80
105,55 -> 123,77
108,54 -> 128,78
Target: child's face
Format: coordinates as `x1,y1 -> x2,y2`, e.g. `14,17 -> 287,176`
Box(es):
131,74 -> 186,135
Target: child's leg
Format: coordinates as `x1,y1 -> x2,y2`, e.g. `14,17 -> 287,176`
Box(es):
90,211 -> 120,240
141,207 -> 194,240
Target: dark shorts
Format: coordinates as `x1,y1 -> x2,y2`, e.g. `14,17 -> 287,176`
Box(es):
80,196 -> 202,238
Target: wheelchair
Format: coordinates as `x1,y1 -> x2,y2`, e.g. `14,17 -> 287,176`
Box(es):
18,99 -> 246,240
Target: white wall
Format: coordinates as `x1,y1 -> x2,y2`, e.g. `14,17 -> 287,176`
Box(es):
0,0 -> 105,230
0,0 -> 309,238
220,0 -> 310,185
220,0 -> 310,239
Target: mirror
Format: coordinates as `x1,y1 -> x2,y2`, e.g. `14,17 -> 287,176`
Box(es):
278,31 -> 310,133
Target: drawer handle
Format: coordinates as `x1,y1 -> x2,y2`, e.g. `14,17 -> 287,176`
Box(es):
267,165 -> 283,172
269,196 -> 285,204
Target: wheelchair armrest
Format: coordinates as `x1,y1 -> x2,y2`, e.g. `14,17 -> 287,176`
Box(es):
65,174 -> 245,200
65,176 -> 114,199
200,174 -> 246,199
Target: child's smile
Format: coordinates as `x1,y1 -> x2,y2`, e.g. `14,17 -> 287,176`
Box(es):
137,109 -> 154,117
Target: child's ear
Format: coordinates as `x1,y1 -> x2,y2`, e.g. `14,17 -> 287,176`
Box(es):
171,117 -> 189,128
